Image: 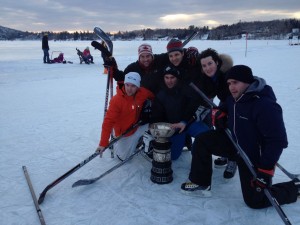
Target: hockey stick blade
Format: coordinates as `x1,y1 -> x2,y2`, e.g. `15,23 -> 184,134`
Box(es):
38,122 -> 141,204
276,163 -> 300,180
94,27 -> 113,54
91,40 -> 111,57
182,31 -> 199,47
72,147 -> 143,187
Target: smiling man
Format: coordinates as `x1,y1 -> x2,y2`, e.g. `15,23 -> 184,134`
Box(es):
181,65 -> 300,209
151,65 -> 209,160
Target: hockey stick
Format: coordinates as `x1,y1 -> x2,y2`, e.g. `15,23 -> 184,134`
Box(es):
182,30 -> 199,47
276,163 -> 300,180
72,144 -> 144,187
94,27 -> 113,54
38,121 -> 141,204
93,27 -> 115,158
23,166 -> 46,225
189,82 -> 292,225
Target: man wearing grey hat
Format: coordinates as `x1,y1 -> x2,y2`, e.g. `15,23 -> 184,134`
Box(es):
181,65 -> 300,209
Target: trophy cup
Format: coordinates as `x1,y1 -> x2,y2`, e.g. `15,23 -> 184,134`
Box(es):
149,123 -> 175,184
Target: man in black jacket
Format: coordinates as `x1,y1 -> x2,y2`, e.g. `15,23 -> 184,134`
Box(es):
151,65 -> 209,160
181,65 -> 300,208
42,33 -> 50,64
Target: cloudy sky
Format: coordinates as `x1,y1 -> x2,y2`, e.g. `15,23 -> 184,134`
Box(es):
1,0 -> 300,33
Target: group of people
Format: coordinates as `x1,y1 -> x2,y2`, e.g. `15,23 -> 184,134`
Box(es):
42,33 -> 93,64
96,38 -> 299,210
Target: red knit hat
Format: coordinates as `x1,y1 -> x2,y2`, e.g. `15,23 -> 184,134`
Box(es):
167,38 -> 183,53
138,43 -> 153,57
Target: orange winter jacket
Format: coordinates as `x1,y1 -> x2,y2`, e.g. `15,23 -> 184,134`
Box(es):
99,86 -> 154,147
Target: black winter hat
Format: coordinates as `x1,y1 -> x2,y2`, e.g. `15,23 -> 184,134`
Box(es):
167,38 -> 183,53
226,65 -> 254,84
163,65 -> 181,79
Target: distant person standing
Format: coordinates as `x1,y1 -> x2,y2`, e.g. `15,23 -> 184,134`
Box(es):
42,33 -> 50,64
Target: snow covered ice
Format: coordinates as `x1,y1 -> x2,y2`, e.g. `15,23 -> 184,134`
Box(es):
0,39 -> 300,225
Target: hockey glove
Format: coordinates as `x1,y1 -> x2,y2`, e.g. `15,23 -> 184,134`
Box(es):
194,105 -> 210,122
251,168 -> 274,192
139,99 -> 152,125
103,56 -> 117,68
211,108 -> 227,129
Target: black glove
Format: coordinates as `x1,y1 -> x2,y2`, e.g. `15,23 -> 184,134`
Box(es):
103,56 -> 117,68
251,168 -> 274,192
211,108 -> 227,129
139,99 -> 152,125
186,47 -> 199,66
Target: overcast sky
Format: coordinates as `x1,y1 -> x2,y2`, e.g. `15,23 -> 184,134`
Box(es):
1,0 -> 300,33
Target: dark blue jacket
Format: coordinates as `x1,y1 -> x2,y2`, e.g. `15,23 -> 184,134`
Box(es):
226,77 -> 288,169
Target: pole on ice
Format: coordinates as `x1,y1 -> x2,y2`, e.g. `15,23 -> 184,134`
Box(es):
23,166 -> 46,225
245,32 -> 248,57
189,82 -> 292,225
38,121 -> 141,204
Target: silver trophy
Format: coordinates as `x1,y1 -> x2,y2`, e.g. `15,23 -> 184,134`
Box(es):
149,122 -> 175,143
149,122 -> 175,184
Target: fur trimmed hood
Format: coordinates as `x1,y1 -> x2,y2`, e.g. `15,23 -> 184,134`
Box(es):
219,53 -> 233,73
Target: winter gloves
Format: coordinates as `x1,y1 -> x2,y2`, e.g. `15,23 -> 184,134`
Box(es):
211,108 -> 227,129
252,168 -> 275,192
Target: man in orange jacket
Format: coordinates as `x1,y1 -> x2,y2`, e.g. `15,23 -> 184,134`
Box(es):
96,72 -> 154,160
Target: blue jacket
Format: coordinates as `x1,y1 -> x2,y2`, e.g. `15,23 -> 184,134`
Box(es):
226,77 -> 288,169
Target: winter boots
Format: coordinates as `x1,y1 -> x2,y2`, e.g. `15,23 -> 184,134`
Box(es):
215,157 -> 237,179
223,161 -> 237,179
214,157 -> 227,167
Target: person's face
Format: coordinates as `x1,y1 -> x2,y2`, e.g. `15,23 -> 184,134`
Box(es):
164,74 -> 178,89
168,51 -> 184,66
200,56 -> 218,77
124,83 -> 139,96
227,79 -> 250,100
139,53 -> 153,68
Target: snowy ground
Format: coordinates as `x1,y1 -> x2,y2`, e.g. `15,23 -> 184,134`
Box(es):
0,39 -> 300,225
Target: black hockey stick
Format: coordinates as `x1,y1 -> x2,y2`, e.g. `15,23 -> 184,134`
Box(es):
182,30 -> 199,47
276,163 -> 300,180
93,27 -> 115,158
72,144 -> 143,187
38,121 -> 141,204
189,82 -> 292,225
94,27 -> 113,54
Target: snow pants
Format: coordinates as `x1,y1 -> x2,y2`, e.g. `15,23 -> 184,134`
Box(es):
189,129 -> 298,209
169,120 -> 209,160
113,124 -> 148,161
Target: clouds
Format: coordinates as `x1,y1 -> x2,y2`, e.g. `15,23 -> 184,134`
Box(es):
1,0 -> 300,32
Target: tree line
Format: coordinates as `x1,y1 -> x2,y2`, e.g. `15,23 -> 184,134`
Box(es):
0,18 -> 299,41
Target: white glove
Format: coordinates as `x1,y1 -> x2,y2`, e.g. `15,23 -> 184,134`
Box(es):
143,131 -> 154,153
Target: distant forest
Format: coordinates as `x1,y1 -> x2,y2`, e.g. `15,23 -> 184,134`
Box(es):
0,18 -> 299,41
